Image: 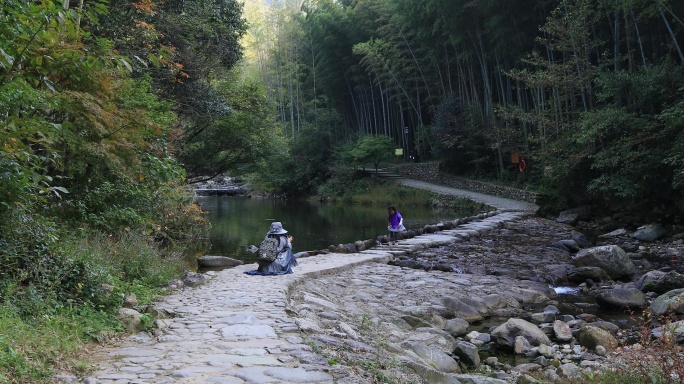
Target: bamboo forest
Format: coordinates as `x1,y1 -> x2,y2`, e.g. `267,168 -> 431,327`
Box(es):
0,0 -> 683,382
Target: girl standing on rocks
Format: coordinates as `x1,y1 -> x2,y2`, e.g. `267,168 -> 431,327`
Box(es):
387,205 -> 406,245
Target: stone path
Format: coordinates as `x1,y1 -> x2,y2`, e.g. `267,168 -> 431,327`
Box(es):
71,210 -> 531,384
397,179 -> 538,213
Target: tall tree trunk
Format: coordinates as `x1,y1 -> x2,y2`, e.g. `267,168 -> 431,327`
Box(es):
631,9 -> 647,66
657,0 -> 684,63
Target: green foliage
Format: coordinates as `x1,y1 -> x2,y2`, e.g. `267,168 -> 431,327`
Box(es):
247,0 -> 684,216
540,64 -> 684,207
0,0 -> 221,380
342,135 -> 393,171
0,298 -> 121,383
0,228 -> 194,381
180,75 -> 283,179
250,116 -> 338,196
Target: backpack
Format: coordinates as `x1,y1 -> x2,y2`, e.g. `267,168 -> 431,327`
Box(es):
257,237 -> 279,262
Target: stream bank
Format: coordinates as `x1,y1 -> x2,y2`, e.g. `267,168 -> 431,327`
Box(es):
287,216 -> 684,383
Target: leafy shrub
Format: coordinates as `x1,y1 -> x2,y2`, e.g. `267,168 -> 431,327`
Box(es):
0,209 -> 59,287
148,185 -> 210,243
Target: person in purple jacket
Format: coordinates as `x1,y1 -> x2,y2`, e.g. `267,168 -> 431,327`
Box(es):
387,205 -> 405,245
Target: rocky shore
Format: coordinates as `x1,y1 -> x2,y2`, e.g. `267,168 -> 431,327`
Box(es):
288,216 -> 684,383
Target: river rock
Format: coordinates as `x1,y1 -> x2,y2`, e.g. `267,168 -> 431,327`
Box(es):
443,318 -> 470,337
595,288 -> 646,310
651,320 -> 684,339
402,361 -> 462,384
650,288 -> 684,316
481,294 -> 508,310
559,239 -> 580,253
568,266 -> 610,283
552,320 -> 573,342
559,363 -> 582,379
197,255 -> 244,268
453,341 -> 480,368
591,321 -> 619,334
123,293 -> 138,308
117,308 -> 144,332
412,328 -> 457,352
576,326 -> 618,351
517,374 -> 540,384
404,342 -> 461,373
514,336 -> 532,354
571,245 -> 635,280
636,270 -> 684,294
530,310 -> 556,323
491,318 -> 551,348
633,223 -> 666,242
598,228 -> 628,238
502,287 -> 550,305
343,243 -> 357,253
556,212 -> 579,225
442,297 -> 484,322
453,374 -> 508,384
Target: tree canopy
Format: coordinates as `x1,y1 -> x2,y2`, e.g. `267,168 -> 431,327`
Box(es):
243,0 -> 684,216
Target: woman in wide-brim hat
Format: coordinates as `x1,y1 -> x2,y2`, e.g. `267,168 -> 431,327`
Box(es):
246,221 -> 298,275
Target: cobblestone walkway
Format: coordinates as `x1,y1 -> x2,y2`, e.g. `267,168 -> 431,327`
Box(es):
69,209 -> 530,384
65,174 -> 541,384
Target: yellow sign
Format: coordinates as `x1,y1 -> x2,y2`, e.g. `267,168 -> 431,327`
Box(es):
395,148 -> 403,156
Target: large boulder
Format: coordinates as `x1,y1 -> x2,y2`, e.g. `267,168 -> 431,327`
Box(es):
576,326 -> 618,351
491,318 -> 551,348
637,271 -> 684,294
443,318 -> 470,337
453,341 -> 480,368
650,288 -> 684,316
404,342 -> 461,373
197,255 -> 244,268
571,245 -> 635,280
442,297 -> 483,322
633,224 -> 666,242
595,288 -> 647,310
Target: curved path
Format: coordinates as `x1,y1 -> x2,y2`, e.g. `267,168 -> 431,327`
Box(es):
397,178 -> 538,213
61,180 -> 537,384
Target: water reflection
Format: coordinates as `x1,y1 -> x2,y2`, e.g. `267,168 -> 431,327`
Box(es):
195,196 -> 475,263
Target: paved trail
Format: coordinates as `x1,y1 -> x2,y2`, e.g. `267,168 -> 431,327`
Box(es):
397,179 -> 537,213
66,180 -> 537,384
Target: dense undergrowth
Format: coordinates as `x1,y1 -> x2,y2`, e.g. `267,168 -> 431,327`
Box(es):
0,185 -> 207,383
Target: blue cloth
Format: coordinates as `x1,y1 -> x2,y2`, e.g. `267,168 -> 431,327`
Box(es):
245,235 -> 298,276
